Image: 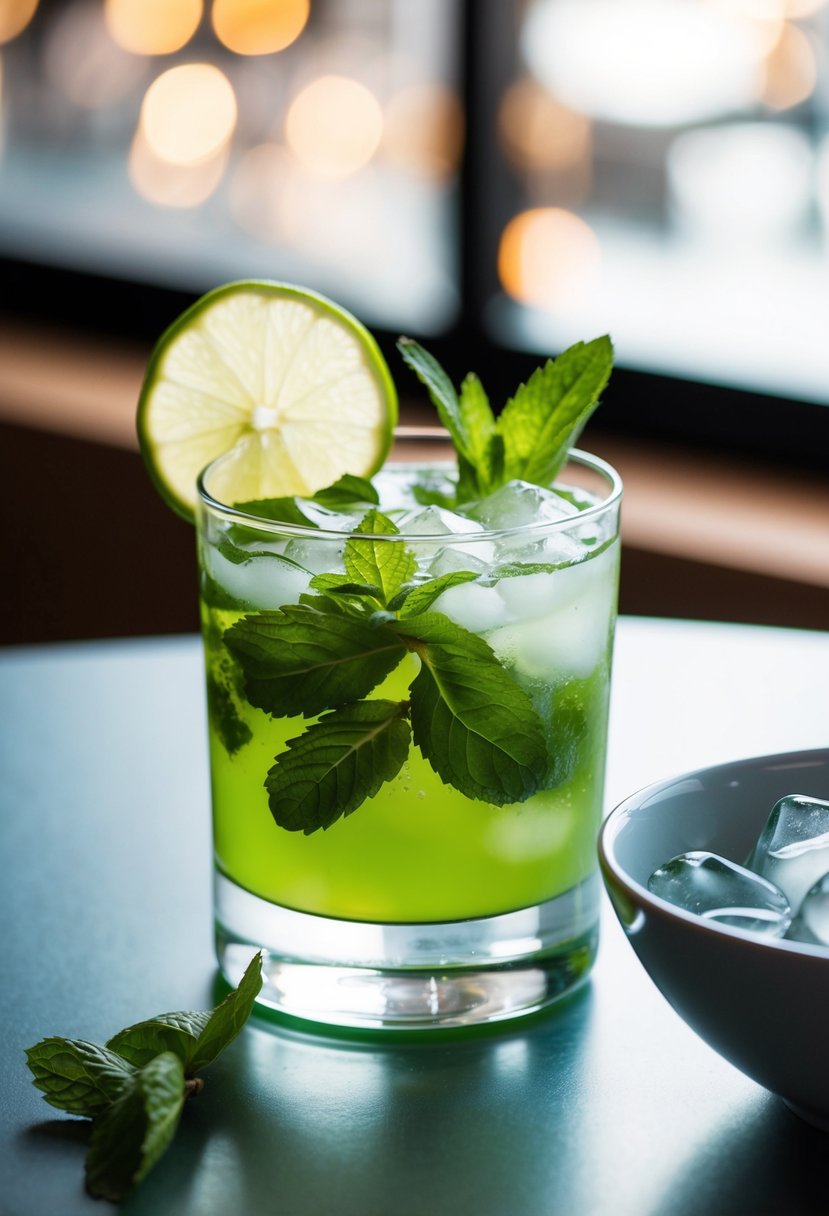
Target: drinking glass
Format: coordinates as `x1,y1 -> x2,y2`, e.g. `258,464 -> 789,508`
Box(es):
196,435 -> 622,1029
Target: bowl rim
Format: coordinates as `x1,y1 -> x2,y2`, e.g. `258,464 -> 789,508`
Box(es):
598,746 -> 829,959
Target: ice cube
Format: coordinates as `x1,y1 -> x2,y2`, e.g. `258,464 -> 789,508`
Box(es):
430,579 -> 509,635
282,537 -> 346,575
648,851 -> 792,937
786,872 -> 829,947
396,505 -> 482,537
485,546 -> 618,678
469,480 -> 580,530
204,549 -> 311,609
746,794 -> 829,910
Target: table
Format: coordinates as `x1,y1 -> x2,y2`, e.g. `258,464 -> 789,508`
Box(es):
2,618 -> 828,1216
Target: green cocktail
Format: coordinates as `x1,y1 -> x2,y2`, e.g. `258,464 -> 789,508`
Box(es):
198,445 -> 621,1027
135,279 -> 621,1028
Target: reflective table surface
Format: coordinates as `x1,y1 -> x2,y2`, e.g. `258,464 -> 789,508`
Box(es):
2,619 -> 828,1216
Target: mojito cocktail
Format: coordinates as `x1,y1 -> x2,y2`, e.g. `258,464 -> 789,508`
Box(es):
136,280 -> 621,1029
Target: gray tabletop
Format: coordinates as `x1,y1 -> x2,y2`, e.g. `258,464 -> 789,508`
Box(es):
2,618 -> 829,1216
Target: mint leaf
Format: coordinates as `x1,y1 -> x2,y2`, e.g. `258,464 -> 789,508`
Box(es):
497,336 -> 613,485
85,1051 -> 185,1202
309,572 -> 384,605
458,372 -> 496,489
225,601 -> 406,718
107,952 -> 263,1074
313,474 -> 379,509
206,670 -> 253,754
25,1039 -> 135,1117
106,1019 -> 205,1072
231,498 -> 317,530
343,510 -> 417,604
187,950 -> 264,1072
266,700 -> 411,833
389,570 -> 480,616
397,338 -> 470,459
393,614 -> 548,804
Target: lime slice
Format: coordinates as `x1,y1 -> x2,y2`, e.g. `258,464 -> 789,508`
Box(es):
137,280 -> 397,521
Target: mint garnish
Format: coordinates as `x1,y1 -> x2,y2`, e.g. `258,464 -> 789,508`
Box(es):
343,509 -> 417,601
25,951 -> 263,1202
266,699 -> 413,833
222,512 -> 549,832
398,333 -> 613,503
394,613 -> 548,804
225,599 -> 407,719
206,334 -> 615,832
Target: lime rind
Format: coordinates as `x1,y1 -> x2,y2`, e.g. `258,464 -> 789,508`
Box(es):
137,280 -> 397,523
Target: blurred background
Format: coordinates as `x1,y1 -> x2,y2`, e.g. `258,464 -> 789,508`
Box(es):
0,0 -> 827,643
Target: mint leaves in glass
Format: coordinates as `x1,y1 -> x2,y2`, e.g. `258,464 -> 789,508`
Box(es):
197,338 -> 622,1029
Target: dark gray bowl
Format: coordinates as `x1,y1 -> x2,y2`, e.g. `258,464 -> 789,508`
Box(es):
598,748 -> 829,1129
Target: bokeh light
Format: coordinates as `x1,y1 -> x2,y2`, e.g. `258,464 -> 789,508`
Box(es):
761,22 -> 817,108
140,64 -> 237,166
498,78 -> 591,174
104,0 -> 202,56
212,0 -> 309,55
523,0 -> 766,127
0,0 -> 38,47
285,75 -> 383,180
129,127 -> 228,207
497,208 -> 601,311
383,83 -> 464,179
44,0 -> 147,109
667,122 -> 812,246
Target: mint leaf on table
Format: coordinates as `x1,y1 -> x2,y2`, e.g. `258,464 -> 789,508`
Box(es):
343,510 -> 417,604
224,600 -> 407,718
497,335 -> 613,486
25,1040 -> 136,1117
393,614 -> 548,804
25,951 -> 263,1203
85,1051 -> 186,1203
265,699 -> 412,833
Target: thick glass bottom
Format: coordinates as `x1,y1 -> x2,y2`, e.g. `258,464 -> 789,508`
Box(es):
215,870 -> 600,1031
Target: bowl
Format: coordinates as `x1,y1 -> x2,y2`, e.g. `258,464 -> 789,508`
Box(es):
598,747 -> 829,1129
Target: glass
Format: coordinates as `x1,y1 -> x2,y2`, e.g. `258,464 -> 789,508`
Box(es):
196,436 -> 622,1029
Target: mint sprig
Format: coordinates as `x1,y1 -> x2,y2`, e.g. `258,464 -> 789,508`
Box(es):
224,512 -> 550,832
397,334 -> 613,503
25,951 -> 263,1202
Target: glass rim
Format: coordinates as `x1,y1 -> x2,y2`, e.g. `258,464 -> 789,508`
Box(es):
195,439 -> 623,544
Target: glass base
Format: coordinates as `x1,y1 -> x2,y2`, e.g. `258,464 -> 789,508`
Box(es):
215,871 -> 600,1031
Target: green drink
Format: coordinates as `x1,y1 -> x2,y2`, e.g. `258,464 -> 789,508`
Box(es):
135,279 -> 621,1028
198,445 -> 621,1027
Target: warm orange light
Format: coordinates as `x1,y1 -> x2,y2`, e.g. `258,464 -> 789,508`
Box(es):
140,64 -> 237,166
212,0 -> 309,55
0,0 -> 38,46
104,0 -> 202,56
498,78 -> 592,175
497,208 -> 601,311
383,84 -> 464,179
129,127 -> 228,208
285,75 -> 383,180
762,22 -> 817,107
